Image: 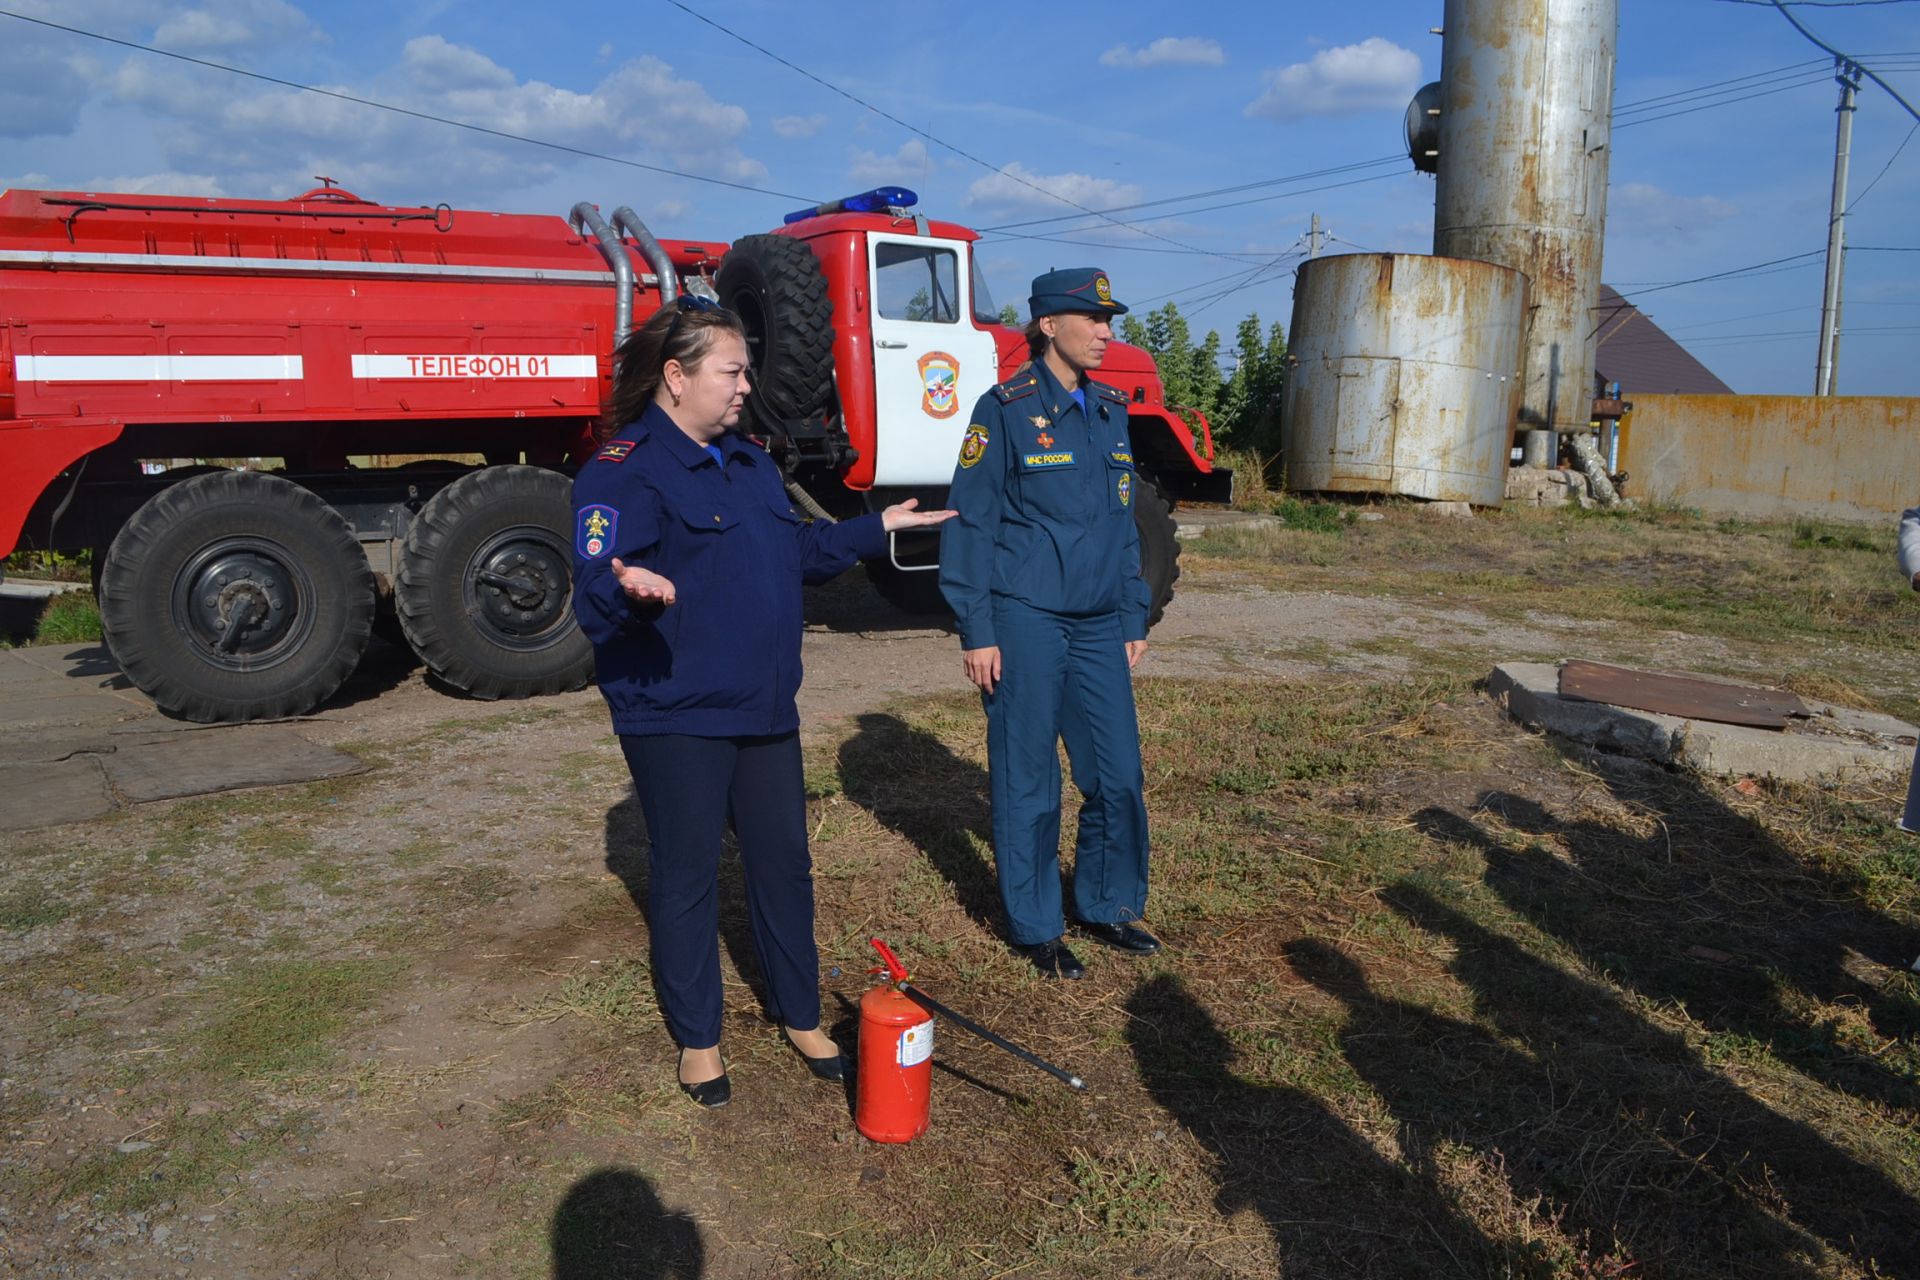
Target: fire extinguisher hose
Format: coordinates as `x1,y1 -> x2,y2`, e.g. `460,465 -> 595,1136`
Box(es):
869,938 -> 1086,1091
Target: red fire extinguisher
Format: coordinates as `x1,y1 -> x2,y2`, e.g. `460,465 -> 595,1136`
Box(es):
856,940 -> 934,1143
855,938 -> 1085,1145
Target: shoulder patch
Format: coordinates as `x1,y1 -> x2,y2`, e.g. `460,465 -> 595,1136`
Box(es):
958,422 -> 990,469
577,505 -> 618,558
596,439 -> 636,464
991,375 -> 1039,404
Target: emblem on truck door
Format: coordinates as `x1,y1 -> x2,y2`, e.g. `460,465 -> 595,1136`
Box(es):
917,351 -> 959,419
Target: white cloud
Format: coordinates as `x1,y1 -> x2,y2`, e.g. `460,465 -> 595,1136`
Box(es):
81,171 -> 229,196
98,42 -> 765,201
153,1 -> 322,51
1100,37 -> 1224,69
849,138 -> 929,183
966,162 -> 1142,214
1609,182 -> 1738,233
1246,37 -> 1421,121
772,114 -> 828,139
401,35 -> 518,92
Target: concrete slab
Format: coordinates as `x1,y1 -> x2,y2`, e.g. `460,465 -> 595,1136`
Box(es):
1173,509 -> 1280,540
101,726 -> 365,804
0,758 -> 115,831
0,643 -> 365,827
1489,661 -> 1917,783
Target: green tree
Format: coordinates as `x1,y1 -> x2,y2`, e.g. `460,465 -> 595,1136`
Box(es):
998,303 -> 1019,327
1219,313 -> 1289,457
1120,302 -> 1223,422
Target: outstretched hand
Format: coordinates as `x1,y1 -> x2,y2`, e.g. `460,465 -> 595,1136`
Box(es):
610,557 -> 677,607
881,497 -> 958,532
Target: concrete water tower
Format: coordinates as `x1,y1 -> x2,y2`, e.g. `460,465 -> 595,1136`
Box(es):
1429,0 -> 1617,459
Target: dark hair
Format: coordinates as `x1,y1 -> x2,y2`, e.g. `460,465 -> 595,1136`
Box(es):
1023,318 -> 1051,363
600,298 -> 746,440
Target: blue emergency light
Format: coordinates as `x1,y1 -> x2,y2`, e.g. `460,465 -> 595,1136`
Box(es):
784,186 -> 918,225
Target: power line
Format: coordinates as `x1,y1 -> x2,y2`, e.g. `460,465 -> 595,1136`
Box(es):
1616,250 -> 1828,298
978,170 -> 1408,248
1764,1 -> 1920,124
977,157 -> 1406,232
1614,57 -> 1826,112
1847,121 -> 1920,209
1719,1 -> 1920,7
659,0 -> 1245,264
0,8 -> 817,203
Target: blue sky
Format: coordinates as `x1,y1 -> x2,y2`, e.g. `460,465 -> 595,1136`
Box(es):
2,0 -> 1915,395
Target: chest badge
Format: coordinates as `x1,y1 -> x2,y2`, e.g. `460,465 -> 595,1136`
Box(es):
1029,415 -> 1048,430
1036,431 -> 1054,448
1117,473 -> 1133,508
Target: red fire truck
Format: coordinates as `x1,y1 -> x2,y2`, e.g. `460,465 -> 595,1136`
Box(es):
0,183 -> 1227,722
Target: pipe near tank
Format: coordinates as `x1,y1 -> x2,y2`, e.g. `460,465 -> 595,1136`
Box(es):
570,203 -> 634,345
1433,0 -> 1617,440
612,207 -> 679,308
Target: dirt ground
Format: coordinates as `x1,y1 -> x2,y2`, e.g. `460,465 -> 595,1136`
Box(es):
3,529 -> 1916,1279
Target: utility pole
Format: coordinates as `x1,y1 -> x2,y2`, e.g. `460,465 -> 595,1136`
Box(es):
1815,60 -> 1860,396
1308,212 -> 1323,258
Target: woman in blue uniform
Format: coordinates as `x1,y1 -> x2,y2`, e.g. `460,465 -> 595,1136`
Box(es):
937,268 -> 1159,979
572,296 -> 952,1106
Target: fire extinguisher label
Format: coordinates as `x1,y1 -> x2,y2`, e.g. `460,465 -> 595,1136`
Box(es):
896,1019 -> 934,1068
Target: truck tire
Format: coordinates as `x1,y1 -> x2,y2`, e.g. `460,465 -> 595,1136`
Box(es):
1135,477 -> 1181,629
395,466 -> 593,700
98,470 -> 374,723
715,234 -> 835,421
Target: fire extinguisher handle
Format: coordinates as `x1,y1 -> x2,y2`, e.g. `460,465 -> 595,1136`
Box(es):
868,937 -> 909,983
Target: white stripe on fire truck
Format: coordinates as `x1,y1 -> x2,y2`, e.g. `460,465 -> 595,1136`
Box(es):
349,354 -> 597,379
14,354 -> 304,383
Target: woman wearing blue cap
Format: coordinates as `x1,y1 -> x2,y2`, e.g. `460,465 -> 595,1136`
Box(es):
938,268 -> 1159,979
572,297 -> 953,1105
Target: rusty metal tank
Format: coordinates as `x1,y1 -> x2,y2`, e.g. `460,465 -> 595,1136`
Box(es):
1433,0 -> 1617,436
1282,253 -> 1527,505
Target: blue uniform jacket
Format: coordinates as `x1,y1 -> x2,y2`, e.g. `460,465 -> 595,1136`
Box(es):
937,359 -> 1151,650
570,402 -> 887,737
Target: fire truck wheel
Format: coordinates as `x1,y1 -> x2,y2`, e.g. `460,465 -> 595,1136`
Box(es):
98,470 -> 375,723
395,466 -> 594,700
865,559 -> 951,618
1134,476 -> 1181,629
715,234 -> 835,422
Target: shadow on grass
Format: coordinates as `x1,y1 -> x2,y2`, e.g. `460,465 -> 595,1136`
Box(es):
1416,771 -> 1920,1114
838,711 -> 1003,938
1125,972 -> 1499,1278
551,1166 -> 703,1278
1283,932 -> 1847,1278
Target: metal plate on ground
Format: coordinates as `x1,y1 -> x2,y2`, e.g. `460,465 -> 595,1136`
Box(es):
1558,660 -> 1810,729
99,726 -> 365,803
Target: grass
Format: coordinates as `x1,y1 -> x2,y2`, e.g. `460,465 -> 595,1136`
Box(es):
4,507 -> 1918,1278
30,590 -> 102,645
189,956 -> 405,1079
1184,501 -> 1920,718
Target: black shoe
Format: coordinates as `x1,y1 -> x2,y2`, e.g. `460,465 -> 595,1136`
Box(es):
678,1050 -> 731,1109
1014,937 -> 1086,980
785,1031 -> 845,1082
1072,920 -> 1161,955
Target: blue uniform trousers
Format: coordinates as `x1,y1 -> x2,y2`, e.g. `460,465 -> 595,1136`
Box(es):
985,597 -> 1150,946
618,731 -> 820,1049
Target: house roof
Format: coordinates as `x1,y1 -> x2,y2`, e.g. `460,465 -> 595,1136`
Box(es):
1592,285 -> 1734,395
